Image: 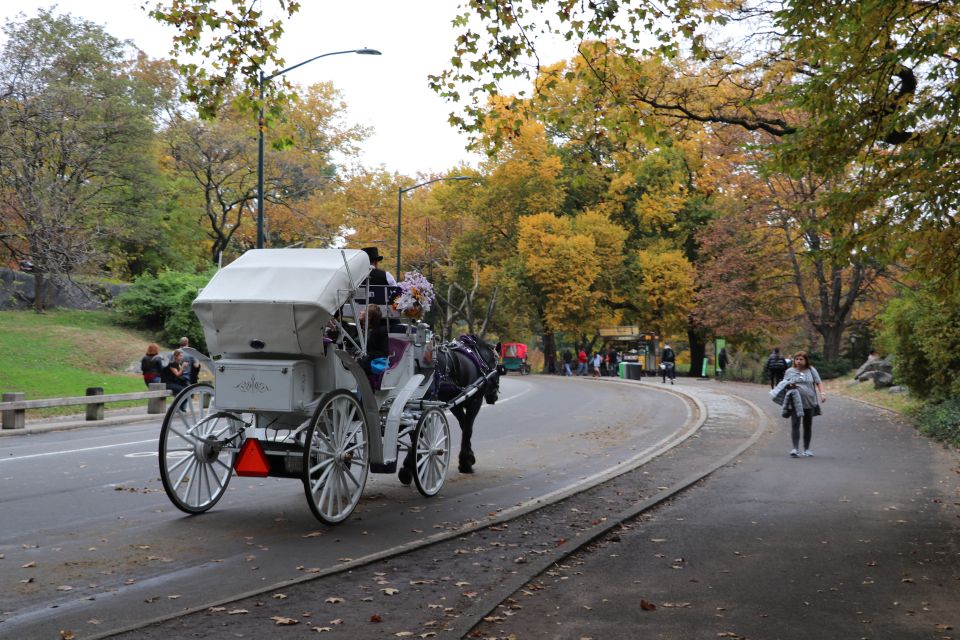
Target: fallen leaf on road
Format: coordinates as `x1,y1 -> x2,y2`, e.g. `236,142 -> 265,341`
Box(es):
87,619 -> 102,625
208,607 -> 226,613
303,531 -> 324,538
662,602 -> 692,608
57,586 -> 73,592
934,623 -> 953,630
455,581 -> 470,587
382,588 -> 400,595
227,609 -> 248,615
395,632 -> 414,637
370,614 -> 382,623
59,631 -> 75,640
640,600 -> 657,611
312,627 -> 332,633
650,538 -> 667,543
330,618 -> 344,625
274,593 -> 288,599
21,561 -> 36,568
271,616 -> 299,625
325,597 -> 344,604
463,591 -> 478,598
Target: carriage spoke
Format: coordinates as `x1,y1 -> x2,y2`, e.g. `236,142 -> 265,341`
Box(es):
309,456 -> 334,477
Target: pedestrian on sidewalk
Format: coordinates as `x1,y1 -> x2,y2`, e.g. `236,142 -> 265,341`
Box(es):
660,343 -> 676,384
576,348 -> 588,376
781,350 -> 825,458
717,347 -> 729,380
765,347 -> 787,389
562,349 -> 573,376
592,352 -> 602,378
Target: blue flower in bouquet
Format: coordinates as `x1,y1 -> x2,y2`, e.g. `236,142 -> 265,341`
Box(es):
393,270 -> 434,315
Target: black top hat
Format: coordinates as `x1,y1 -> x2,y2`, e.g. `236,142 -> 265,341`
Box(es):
362,247 -> 384,263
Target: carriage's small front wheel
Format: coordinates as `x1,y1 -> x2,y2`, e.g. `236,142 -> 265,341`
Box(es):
159,383 -> 241,514
412,408 -> 451,497
303,390 -> 369,525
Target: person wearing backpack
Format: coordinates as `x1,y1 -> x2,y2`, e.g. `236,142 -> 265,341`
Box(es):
766,347 -> 788,389
660,344 -> 676,384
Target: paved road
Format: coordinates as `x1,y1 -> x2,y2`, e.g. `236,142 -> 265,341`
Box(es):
471,380 -> 960,640
0,375 -> 692,639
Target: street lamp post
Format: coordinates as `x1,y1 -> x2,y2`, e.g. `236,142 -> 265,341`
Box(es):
257,48 -> 381,249
396,176 -> 471,276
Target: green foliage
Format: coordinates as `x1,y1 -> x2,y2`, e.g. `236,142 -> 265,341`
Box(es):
809,357 -> 852,381
114,269 -> 214,351
879,284 -> 960,402
910,397 -> 960,448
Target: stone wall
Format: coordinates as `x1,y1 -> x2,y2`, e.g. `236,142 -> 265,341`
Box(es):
0,268 -> 127,311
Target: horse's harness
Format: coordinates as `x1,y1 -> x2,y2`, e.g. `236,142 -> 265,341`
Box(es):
429,336 -> 495,400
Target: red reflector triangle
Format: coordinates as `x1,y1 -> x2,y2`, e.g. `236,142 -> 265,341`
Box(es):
234,438 -> 270,477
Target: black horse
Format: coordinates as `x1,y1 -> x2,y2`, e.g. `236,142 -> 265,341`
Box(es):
401,335 -> 499,479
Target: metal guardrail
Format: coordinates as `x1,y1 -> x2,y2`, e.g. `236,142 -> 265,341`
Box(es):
0,384 -> 172,430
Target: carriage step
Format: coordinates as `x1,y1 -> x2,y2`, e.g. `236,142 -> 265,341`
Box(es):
370,461 -> 397,474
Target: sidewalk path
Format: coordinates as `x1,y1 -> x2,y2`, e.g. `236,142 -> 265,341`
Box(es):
474,381 -> 960,639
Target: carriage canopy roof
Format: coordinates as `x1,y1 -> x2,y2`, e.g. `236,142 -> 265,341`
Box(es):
194,248 -> 370,313
192,248 -> 371,357
501,343 -> 527,359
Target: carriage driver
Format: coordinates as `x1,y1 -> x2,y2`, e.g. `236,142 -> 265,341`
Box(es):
362,246 -> 397,286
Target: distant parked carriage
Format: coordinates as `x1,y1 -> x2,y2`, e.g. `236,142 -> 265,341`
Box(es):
499,342 -> 530,375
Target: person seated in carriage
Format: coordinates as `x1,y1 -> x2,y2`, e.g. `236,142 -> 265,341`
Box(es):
357,303 -> 390,375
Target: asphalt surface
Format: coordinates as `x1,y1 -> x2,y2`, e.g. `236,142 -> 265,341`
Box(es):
5,378 -> 958,640
471,381 -> 960,640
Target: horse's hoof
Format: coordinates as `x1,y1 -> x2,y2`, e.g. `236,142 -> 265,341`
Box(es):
398,466 -> 413,485
458,464 -> 474,474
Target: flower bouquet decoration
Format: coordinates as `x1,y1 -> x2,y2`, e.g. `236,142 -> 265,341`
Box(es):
392,270 -> 434,319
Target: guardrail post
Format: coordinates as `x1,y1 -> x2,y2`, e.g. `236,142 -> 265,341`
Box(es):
85,387 -> 105,421
148,383 -> 167,414
2,392 -> 25,430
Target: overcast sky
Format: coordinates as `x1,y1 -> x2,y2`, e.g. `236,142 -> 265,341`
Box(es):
0,1 -> 569,176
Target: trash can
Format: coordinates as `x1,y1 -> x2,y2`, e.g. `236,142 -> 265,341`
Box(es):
618,362 -> 627,378
624,363 -> 642,380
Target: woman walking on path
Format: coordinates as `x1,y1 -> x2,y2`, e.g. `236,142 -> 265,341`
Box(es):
782,350 -> 826,458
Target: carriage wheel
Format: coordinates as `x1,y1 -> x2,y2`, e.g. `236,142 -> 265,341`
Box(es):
159,383 -> 240,514
302,390 -> 369,525
412,408 -> 451,497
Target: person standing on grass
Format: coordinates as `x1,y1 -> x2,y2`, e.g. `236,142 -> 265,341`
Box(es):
783,350 -> 826,458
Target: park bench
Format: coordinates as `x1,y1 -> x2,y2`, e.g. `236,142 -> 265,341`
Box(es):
0,384 -> 172,430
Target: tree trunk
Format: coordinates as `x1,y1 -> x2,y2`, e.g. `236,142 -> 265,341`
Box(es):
687,323 -> 707,378
33,272 -> 47,313
820,323 -> 845,361
542,331 -> 556,374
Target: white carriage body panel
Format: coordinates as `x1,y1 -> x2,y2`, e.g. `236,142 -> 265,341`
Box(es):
214,359 -> 314,412
194,248 -> 370,358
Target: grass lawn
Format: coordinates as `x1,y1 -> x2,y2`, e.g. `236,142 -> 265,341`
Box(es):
0,310 -> 157,412
823,373 -> 915,414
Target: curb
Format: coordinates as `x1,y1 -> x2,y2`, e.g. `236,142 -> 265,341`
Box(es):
0,411 -> 161,437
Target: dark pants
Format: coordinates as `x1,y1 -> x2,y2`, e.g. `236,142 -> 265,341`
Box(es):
770,369 -> 785,389
791,412 -> 813,450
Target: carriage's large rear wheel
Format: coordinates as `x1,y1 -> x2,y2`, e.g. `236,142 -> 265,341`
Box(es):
412,407 -> 450,497
302,390 -> 369,525
159,383 -> 240,514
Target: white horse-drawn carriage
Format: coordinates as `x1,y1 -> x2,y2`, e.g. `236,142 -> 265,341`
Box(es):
158,248 -> 495,525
